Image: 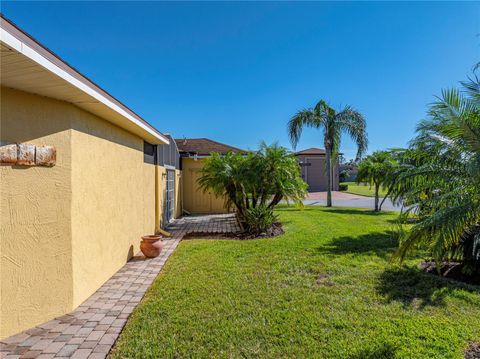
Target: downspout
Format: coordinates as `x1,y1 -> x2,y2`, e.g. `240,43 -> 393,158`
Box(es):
154,146 -> 161,234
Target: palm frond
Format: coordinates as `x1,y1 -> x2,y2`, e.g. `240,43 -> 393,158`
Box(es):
336,106 -> 368,159
391,69 -> 480,275
287,109 -> 318,149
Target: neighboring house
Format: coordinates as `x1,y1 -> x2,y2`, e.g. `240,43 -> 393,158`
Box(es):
175,138 -> 245,214
0,16 -> 181,339
294,148 -> 339,192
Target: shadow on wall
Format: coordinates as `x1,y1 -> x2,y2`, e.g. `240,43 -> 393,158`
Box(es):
126,245 -> 134,261
1,88 -> 143,153
376,267 -> 480,309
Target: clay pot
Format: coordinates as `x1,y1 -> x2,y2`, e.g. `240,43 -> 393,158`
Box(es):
140,235 -> 163,258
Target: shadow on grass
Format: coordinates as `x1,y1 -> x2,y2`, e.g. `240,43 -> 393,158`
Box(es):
276,207 -> 392,216
318,232 -> 398,259
348,342 -> 397,359
322,208 -> 393,216
275,206 -> 317,212
377,267 -> 480,308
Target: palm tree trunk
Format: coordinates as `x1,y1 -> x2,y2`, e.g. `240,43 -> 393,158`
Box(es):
374,184 -> 379,212
379,188 -> 391,212
267,193 -> 283,209
326,146 -> 332,207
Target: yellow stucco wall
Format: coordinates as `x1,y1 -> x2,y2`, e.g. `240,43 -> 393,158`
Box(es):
0,87 -> 169,338
0,87 -> 73,339
181,158 -> 228,214
69,115 -> 157,307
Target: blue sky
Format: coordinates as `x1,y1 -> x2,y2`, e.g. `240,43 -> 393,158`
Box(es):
3,1 -> 479,159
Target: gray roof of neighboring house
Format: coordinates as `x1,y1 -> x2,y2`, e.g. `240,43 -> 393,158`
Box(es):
174,138 -> 246,156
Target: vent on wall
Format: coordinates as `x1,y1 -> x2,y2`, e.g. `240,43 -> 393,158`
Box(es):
144,136 -> 181,169
143,141 -> 156,165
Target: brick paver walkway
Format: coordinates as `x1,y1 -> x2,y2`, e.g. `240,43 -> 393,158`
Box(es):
166,213 -> 241,237
0,214 -> 240,359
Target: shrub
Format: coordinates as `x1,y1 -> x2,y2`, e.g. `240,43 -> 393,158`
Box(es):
339,184 -> 348,191
339,170 -> 349,182
243,206 -> 278,235
198,142 -> 308,234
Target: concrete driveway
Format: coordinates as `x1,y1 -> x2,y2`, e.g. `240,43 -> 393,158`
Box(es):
303,191 -> 402,211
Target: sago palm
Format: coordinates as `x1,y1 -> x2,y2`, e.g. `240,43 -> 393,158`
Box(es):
288,100 -> 368,206
392,72 -> 480,275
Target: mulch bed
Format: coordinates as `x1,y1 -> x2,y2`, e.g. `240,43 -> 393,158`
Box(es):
419,261 -> 480,285
465,342 -> 480,359
182,223 -> 284,240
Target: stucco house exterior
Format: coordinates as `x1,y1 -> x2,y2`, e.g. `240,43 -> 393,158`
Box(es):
295,147 -> 339,192
0,16 -> 181,339
175,138 -> 245,214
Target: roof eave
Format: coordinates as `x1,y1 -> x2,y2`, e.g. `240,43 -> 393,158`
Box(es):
0,16 -> 169,145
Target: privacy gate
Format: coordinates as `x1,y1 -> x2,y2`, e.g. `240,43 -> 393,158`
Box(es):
165,168 -> 175,224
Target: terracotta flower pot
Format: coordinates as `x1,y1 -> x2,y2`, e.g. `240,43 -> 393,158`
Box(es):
140,235 -> 163,258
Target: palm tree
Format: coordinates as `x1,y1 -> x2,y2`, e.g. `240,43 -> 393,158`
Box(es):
288,100 -> 368,206
356,151 -> 398,212
391,71 -> 480,276
198,143 -> 307,232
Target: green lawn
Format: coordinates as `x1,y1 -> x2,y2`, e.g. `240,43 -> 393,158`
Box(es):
110,207 -> 480,358
343,181 -> 389,197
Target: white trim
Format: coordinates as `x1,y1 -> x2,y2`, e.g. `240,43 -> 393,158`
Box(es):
0,27 -> 169,145
1,27 -> 21,52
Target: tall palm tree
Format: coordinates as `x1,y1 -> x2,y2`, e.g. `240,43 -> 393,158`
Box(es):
288,100 -> 368,206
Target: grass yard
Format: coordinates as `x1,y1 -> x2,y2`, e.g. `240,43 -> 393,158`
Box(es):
110,207 -> 480,358
343,181 -> 389,197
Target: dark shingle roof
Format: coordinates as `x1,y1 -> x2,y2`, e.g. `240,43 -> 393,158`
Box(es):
174,138 -> 245,156
294,147 -> 326,156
